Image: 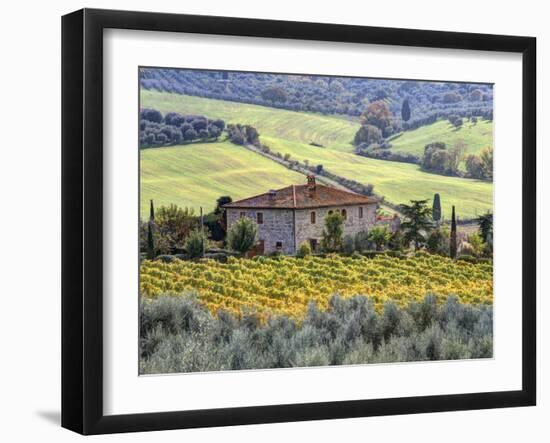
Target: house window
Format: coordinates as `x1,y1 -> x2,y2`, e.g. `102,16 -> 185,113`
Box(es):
310,211 -> 316,224
257,212 -> 263,224
359,207 -> 364,219
239,211 -> 246,218
328,210 -> 333,215
341,209 -> 347,220
276,241 -> 283,250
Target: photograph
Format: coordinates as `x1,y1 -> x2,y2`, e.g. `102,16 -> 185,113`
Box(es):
138,67 -> 494,375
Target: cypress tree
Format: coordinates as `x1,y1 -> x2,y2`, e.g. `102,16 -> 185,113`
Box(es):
401,98 -> 411,122
477,212 -> 493,242
149,199 -> 155,222
146,222 -> 155,260
450,205 -> 457,259
432,193 -> 441,223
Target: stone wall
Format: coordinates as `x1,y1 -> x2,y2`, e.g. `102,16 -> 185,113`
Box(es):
295,204 -> 377,251
227,203 -> 376,255
226,208 -> 295,254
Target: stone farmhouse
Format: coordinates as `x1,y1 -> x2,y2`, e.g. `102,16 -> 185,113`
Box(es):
223,176 -> 379,255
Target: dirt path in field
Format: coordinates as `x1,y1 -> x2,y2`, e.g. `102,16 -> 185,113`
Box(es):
242,143 -> 401,215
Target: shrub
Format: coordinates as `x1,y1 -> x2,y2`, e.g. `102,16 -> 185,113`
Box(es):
185,228 -> 208,258
340,235 -> 354,255
354,231 -> 370,252
456,254 -> 478,263
203,252 -> 231,263
367,226 -> 391,251
155,204 -> 197,253
140,294 -> 493,374
463,233 -> 485,257
154,254 -> 182,263
296,241 -> 312,258
353,124 -> 383,146
227,217 -> 258,255
139,109 -> 225,148
388,229 -> 405,251
164,112 -> 185,126
140,108 -> 163,123
320,212 -> 344,252
426,226 -> 450,255
184,128 -> 198,141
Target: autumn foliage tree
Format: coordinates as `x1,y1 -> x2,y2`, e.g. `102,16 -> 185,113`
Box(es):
261,86 -> 287,103
360,100 -> 393,131
479,146 -> 493,180
156,204 -> 197,252
465,154 -> 485,179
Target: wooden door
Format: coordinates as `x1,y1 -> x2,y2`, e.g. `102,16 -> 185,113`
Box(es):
248,239 -> 265,257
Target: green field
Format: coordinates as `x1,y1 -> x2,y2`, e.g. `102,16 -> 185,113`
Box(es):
389,118 -> 493,169
140,142 -> 304,218
141,90 -> 358,152
261,136 -> 492,220
141,91 -> 493,219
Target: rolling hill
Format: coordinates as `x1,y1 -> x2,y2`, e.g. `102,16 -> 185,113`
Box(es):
261,136 -> 493,220
141,90 -> 358,152
140,141 -> 305,219
141,91 -> 493,219
389,118 -> 493,169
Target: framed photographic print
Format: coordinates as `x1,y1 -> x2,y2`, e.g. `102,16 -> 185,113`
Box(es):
61,8 -> 536,435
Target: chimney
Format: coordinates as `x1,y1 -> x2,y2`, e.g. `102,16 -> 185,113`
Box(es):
307,175 -> 316,195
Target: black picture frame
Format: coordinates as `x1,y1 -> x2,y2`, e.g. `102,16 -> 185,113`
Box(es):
62,8 -> 536,435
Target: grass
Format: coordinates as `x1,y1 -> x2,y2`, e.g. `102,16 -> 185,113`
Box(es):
141,90 -> 493,219
262,136 -> 493,219
389,118 -> 493,170
140,141 -> 304,218
141,90 -> 358,151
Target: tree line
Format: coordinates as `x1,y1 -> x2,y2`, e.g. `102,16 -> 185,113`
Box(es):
142,192 -> 493,263
139,108 -> 225,148
353,100 -> 493,180
140,67 -> 493,123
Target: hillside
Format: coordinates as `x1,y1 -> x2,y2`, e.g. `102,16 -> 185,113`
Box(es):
141,90 -> 358,152
140,68 -> 493,124
140,141 -> 305,218
141,91 -> 493,219
262,136 -> 493,220
389,118 -> 493,169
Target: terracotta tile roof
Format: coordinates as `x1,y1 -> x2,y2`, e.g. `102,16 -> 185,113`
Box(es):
223,183 -> 378,210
